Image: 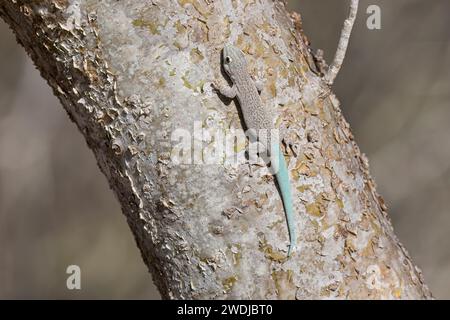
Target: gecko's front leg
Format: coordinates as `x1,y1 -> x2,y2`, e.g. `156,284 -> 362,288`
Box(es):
212,82 -> 237,99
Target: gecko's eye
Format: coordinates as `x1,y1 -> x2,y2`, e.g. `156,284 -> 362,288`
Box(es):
225,56 -> 232,64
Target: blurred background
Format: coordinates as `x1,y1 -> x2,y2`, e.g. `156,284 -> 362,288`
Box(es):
0,0 -> 449,299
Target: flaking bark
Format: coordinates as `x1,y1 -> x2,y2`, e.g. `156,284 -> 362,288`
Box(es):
0,0 -> 432,299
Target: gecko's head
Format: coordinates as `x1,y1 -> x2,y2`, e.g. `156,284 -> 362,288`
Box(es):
222,44 -> 247,81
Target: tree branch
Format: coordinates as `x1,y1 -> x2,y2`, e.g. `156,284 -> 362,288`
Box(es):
324,0 -> 359,85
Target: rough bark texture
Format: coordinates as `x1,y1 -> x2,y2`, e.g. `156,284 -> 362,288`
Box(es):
0,0 -> 432,299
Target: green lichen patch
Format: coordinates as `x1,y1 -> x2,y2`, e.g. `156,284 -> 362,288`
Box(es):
181,71 -> 205,93
259,237 -> 286,262
306,193 -> 330,218
222,276 -> 237,293
132,19 -> 161,35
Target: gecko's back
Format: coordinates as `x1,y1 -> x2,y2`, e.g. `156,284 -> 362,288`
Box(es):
222,45 -> 273,131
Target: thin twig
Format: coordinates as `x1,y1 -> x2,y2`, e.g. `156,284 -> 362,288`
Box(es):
324,0 -> 359,85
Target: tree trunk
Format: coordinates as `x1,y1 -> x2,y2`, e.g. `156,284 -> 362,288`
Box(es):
0,0 -> 432,299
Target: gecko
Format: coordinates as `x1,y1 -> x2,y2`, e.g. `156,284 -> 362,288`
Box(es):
213,44 -> 296,256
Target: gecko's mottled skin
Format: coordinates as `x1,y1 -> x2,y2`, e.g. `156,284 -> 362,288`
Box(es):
215,44 -> 296,256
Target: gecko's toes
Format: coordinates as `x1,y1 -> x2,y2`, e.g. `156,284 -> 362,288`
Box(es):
211,82 -> 222,94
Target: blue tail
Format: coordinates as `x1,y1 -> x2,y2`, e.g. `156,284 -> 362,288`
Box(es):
273,145 -> 296,256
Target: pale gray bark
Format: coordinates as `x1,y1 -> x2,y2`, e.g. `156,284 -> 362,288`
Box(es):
0,0 -> 432,299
